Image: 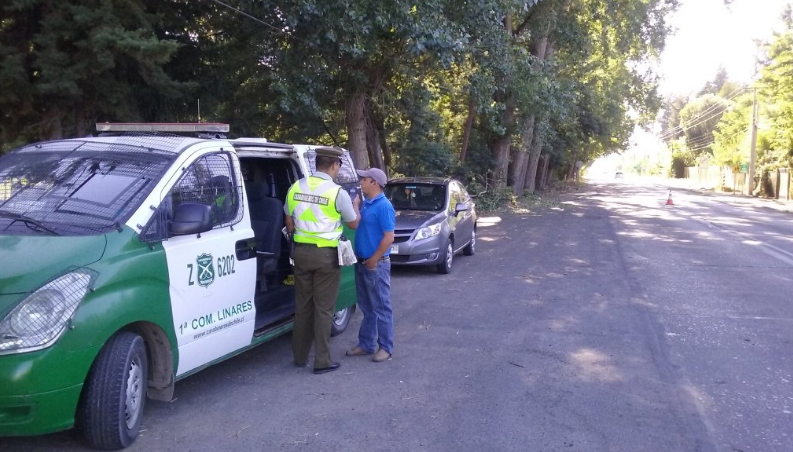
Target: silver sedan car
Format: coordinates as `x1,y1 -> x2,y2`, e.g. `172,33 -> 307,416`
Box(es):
384,177 -> 476,274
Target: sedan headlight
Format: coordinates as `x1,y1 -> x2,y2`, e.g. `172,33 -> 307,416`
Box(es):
415,222 -> 442,241
0,270 -> 96,355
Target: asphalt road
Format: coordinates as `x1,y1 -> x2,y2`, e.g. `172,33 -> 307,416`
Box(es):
3,179 -> 792,452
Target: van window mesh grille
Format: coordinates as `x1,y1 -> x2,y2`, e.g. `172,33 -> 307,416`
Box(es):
141,152 -> 243,241
0,138 -> 177,236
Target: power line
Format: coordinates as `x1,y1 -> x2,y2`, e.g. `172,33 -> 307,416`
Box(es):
684,127 -> 748,154
663,107 -> 733,140
686,133 -> 718,146
205,0 -> 311,45
659,86 -> 749,140
660,101 -> 742,142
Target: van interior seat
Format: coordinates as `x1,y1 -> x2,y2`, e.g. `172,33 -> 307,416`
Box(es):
247,182 -> 283,289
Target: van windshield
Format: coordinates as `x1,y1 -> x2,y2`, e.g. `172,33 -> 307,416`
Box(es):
0,139 -> 176,236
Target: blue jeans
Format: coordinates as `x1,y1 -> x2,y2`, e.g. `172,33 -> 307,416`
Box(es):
354,260 -> 393,354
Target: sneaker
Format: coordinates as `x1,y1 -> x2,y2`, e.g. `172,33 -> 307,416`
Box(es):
372,349 -> 391,362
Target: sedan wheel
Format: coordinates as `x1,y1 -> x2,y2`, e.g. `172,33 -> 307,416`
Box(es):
463,229 -> 476,256
436,239 -> 453,274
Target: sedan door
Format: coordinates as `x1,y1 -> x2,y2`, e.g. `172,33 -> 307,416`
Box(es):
449,182 -> 475,251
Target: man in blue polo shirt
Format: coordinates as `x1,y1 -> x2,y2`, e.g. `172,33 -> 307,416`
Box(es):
346,167 -> 396,363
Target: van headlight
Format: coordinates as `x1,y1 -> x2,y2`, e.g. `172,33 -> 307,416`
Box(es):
415,222 -> 442,241
0,270 -> 96,355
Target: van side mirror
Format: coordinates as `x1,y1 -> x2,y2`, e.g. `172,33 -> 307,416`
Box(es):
171,203 -> 212,236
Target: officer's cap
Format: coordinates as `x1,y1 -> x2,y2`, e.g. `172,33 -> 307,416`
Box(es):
314,147 -> 344,158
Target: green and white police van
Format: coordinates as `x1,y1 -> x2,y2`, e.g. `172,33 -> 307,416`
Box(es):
0,123 -> 359,449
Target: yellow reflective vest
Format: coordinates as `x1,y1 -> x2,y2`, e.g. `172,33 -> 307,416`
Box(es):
286,176 -> 342,247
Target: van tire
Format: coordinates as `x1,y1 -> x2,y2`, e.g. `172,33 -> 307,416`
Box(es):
331,305 -> 355,337
81,332 -> 148,450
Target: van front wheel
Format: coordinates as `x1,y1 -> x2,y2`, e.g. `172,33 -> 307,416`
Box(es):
81,331 -> 148,450
331,305 -> 355,337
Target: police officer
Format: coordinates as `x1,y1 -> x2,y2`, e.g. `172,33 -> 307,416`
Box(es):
284,147 -> 360,374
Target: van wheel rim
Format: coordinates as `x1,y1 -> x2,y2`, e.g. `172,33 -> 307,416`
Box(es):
125,356 -> 144,429
445,242 -> 453,269
333,308 -> 348,326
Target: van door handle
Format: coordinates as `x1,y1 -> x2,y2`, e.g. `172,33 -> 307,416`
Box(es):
236,238 -> 256,261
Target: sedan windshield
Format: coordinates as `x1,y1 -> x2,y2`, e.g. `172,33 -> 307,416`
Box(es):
384,184 -> 446,211
0,139 -> 176,236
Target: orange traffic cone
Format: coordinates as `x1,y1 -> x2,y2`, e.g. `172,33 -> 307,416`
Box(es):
665,190 -> 674,206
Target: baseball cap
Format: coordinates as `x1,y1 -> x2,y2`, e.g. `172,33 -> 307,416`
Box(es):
356,168 -> 387,187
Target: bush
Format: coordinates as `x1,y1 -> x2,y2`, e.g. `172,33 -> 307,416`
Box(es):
467,181 -> 515,212
670,154 -> 688,178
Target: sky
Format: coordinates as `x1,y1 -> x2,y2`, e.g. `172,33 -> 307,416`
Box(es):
658,0 -> 792,97
602,1 -> 793,175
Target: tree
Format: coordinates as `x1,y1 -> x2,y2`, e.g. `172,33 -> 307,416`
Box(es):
250,0 -> 465,171
757,19 -> 793,168
1,0 -> 681,202
0,0 -> 191,150
711,93 -> 751,167
515,0 -> 676,192
698,66 -> 729,96
659,95 -> 688,142
677,94 -> 733,157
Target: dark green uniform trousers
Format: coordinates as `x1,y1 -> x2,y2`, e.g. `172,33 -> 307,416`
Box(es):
292,243 -> 340,369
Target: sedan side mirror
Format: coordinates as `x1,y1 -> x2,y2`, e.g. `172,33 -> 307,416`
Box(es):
170,203 -> 212,236
454,202 -> 468,214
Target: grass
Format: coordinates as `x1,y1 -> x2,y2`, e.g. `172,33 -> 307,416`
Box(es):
478,180 -> 574,215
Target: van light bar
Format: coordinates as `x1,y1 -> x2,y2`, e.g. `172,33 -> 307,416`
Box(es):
96,123 -> 230,133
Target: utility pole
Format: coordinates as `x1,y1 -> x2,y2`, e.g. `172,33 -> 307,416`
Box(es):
748,88 -> 758,195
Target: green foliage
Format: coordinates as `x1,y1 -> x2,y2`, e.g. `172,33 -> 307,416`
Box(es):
677,94 -> 733,157
0,0 -> 192,148
549,0 -> 676,165
669,139 -> 695,178
659,96 -> 687,141
698,67 -> 730,96
758,27 -> 793,168
0,0 -> 680,185
711,93 -> 752,167
466,181 -> 515,213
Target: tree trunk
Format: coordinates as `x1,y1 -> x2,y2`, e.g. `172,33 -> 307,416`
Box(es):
491,92 -> 515,189
523,118 -> 546,194
43,109 -> 64,140
538,154 -> 550,191
490,13 -> 514,190
511,26 -> 550,195
522,35 -> 553,194
511,115 -> 535,196
567,153 -> 581,181
345,88 -> 368,169
460,95 -> 476,164
364,98 -> 385,171
369,98 -> 391,172
491,134 -> 511,189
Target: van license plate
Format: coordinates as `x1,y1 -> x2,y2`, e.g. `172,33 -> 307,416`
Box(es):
390,245 -> 399,254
